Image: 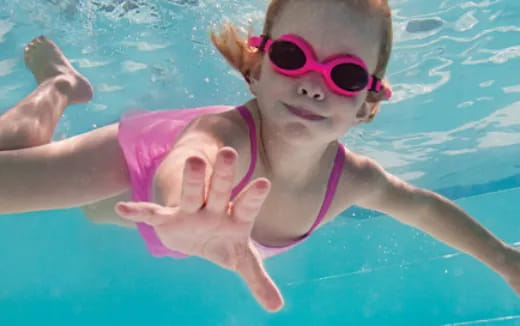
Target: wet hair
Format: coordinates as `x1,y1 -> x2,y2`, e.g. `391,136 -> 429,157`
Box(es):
210,0 -> 393,122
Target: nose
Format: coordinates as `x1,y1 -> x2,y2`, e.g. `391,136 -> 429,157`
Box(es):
296,75 -> 326,101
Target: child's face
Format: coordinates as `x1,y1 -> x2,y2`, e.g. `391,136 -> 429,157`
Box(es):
252,0 -> 382,143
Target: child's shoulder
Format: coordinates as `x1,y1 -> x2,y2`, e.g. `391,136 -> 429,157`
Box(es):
318,147 -> 389,224
185,105 -> 251,149
341,146 -> 383,176
336,147 -> 390,203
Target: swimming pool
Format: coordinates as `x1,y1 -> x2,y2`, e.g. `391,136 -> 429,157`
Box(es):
0,0 -> 519,324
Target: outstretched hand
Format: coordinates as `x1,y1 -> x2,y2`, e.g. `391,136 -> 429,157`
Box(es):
499,246 -> 520,297
115,148 -> 284,312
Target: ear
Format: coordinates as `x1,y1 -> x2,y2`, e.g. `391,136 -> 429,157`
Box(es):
355,101 -> 376,124
247,65 -> 262,96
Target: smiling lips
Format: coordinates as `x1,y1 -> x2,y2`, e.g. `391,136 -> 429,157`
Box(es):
284,104 -> 325,121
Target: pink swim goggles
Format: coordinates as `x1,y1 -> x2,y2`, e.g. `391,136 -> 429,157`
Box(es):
249,34 -> 392,99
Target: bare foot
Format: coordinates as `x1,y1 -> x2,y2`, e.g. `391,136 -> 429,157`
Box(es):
24,35 -> 93,104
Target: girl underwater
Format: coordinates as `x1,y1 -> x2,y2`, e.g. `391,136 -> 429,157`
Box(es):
0,0 -> 518,312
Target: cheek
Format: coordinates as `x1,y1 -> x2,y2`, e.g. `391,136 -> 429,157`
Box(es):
257,64 -> 292,96
332,91 -> 366,113
352,94 -> 368,111
328,94 -> 368,128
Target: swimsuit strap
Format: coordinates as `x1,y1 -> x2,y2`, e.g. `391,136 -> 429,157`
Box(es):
255,142 -> 346,253
305,143 -> 346,237
231,106 -> 258,198
231,105 -> 344,242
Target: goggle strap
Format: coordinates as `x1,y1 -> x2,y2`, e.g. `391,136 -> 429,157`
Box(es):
369,78 -> 382,92
369,78 -> 392,100
252,34 -> 270,51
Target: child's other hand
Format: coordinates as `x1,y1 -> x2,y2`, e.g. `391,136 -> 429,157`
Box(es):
500,246 -> 520,296
115,148 -> 284,312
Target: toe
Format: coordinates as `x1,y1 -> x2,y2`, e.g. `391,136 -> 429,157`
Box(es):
24,43 -> 35,59
24,46 -> 32,62
25,40 -> 36,54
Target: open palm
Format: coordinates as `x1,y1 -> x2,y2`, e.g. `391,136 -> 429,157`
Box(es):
115,148 -> 284,312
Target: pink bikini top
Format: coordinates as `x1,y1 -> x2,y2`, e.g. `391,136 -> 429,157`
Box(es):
118,105 -> 345,259
234,106 -> 346,257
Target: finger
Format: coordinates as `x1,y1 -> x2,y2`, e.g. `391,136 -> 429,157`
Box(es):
236,248 -> 284,312
179,156 -> 207,213
205,148 -> 237,213
115,201 -> 175,226
232,178 -> 271,225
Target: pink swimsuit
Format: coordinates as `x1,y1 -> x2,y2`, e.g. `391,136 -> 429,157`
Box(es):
118,105 -> 345,259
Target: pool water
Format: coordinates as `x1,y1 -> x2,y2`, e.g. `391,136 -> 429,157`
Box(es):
0,0 -> 519,324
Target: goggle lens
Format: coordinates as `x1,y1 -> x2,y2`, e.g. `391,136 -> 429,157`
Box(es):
331,63 -> 369,92
269,40 -> 306,70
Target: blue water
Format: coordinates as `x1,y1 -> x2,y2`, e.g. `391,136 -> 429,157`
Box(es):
0,0 -> 519,324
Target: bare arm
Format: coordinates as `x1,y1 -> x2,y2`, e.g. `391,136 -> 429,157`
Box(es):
0,123 -> 130,214
354,158 -> 511,274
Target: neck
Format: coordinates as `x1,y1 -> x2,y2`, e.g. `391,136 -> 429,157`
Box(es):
246,100 -> 339,188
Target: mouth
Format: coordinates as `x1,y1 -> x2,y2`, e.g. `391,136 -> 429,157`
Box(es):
284,103 -> 326,121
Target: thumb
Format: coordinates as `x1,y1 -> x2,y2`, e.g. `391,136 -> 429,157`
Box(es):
236,246 -> 284,312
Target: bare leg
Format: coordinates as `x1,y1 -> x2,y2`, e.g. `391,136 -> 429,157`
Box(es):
0,36 -> 93,150
0,36 -> 132,226
0,36 -> 133,227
